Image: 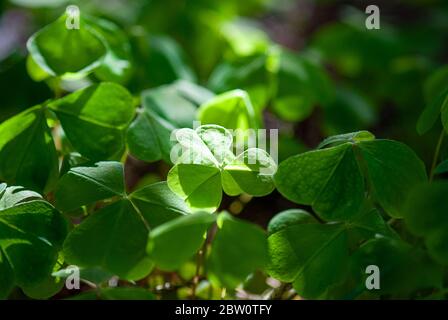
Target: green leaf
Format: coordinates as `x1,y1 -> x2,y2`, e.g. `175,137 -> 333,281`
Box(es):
130,181 -> 192,228
99,287 -> 155,300
48,82 -> 135,160
127,81 -> 214,163
0,186 -> 67,299
168,125 -> 276,212
357,140 -> 427,217
435,159 -> 448,175
197,89 -> 258,131
27,13 -> 107,78
63,199 -> 152,280
208,212 -> 268,289
145,36 -> 196,87
317,130 -> 375,149
0,106 -> 58,193
267,209 -> 316,235
322,87 -> 376,135
350,237 -> 443,298
275,143 -> 364,221
268,219 -> 348,299
55,161 -> 125,212
168,164 -> 222,213
404,182 -> 448,265
89,18 -> 133,83
275,132 -> 427,220
272,50 -> 333,122
147,212 -> 215,270
208,52 -> 275,110
222,148 -> 277,196
417,88 -> 448,135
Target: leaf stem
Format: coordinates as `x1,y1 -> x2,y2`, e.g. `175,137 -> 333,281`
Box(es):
430,130 -> 445,182
191,240 -> 206,299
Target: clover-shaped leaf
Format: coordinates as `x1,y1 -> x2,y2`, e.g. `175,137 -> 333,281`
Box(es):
127,81 -> 214,163
0,106 -> 59,193
48,82 -> 135,160
0,184 -> 67,299
57,162 -> 191,279
27,12 -> 107,78
197,89 -> 259,131
167,125 -> 277,212
275,131 -> 427,221
267,207 -> 395,299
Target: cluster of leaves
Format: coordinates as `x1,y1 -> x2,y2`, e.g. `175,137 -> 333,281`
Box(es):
1,1 -> 448,300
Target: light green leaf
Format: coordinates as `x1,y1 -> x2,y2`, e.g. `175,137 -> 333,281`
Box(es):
208,212 -> 268,289
223,148 -> 277,196
147,212 -> 215,270
197,89 -> 258,131
89,18 -> 133,83
317,130 -> 375,149
48,82 -> 135,160
127,81 -> 213,163
168,125 -> 276,212
168,164 -> 222,213
0,106 -> 58,193
27,13 -> 107,78
55,161 -> 125,212
268,221 -> 348,299
357,140 -> 427,218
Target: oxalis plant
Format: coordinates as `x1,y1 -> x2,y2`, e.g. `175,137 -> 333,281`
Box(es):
1,7 -> 448,301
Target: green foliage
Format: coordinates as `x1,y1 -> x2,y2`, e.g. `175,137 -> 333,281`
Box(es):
197,89 -> 259,131
167,125 -> 276,212
275,131 -> 427,220
0,184 -> 67,299
127,81 -> 214,163
1,0 -> 448,301
147,212 -> 215,271
57,162 -> 190,279
0,106 -> 58,192
268,207 -> 398,299
208,212 -> 268,289
404,182 -> 448,265
209,47 -> 333,120
27,13 -> 107,78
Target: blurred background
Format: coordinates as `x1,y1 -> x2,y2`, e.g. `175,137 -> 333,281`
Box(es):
1,0 -> 448,225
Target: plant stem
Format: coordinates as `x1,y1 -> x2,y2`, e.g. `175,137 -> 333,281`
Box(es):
430,130 -> 445,182
191,239 -> 207,299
